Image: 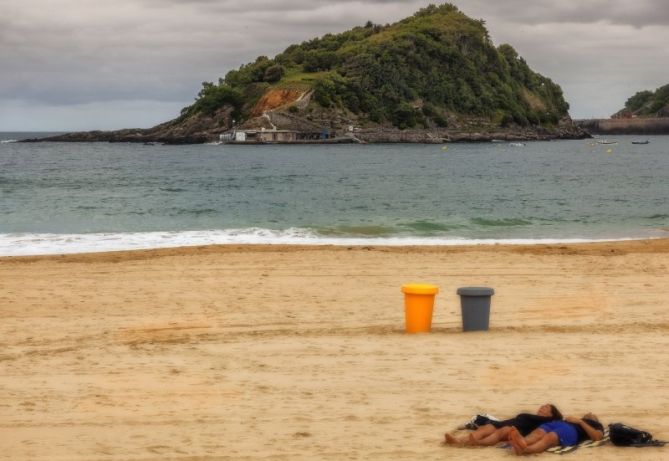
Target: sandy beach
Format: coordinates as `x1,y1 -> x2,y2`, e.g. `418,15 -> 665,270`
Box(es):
1,239 -> 668,460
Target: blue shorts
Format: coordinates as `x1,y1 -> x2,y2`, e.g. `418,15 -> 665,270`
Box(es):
539,422 -> 578,446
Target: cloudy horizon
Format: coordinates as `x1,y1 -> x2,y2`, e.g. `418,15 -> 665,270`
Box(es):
2,0 -> 668,131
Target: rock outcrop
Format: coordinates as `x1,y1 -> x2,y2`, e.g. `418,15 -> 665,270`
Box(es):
24,107 -> 235,144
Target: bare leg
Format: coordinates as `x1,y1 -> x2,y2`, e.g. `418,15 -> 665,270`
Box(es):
523,428 -> 548,446
469,424 -> 497,442
444,423 -> 497,446
476,426 -> 512,446
522,432 -> 560,454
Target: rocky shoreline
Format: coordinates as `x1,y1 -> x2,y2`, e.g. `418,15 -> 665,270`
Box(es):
20,102 -> 590,144
352,125 -> 589,143
22,120 -> 590,145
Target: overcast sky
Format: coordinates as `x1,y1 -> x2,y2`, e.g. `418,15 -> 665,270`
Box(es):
2,0 -> 668,131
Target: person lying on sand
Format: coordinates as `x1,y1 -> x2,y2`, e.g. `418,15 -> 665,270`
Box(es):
444,404 -> 563,447
507,413 -> 604,455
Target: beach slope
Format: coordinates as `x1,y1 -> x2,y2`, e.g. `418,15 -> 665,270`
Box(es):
1,240 -> 668,460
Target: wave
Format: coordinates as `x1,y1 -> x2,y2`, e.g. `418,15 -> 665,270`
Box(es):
172,207 -> 218,216
0,228 -> 645,257
401,220 -> 466,232
470,218 -> 533,227
316,225 -> 395,236
318,219 -> 473,236
0,139 -> 18,143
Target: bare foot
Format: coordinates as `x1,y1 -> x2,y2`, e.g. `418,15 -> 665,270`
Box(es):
508,438 -> 524,455
508,427 -> 527,456
444,432 -> 470,446
444,433 -> 459,445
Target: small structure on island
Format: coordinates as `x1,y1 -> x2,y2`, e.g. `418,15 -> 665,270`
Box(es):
219,128 -> 338,144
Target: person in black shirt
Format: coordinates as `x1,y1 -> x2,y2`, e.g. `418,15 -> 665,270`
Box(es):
444,404 -> 563,446
508,413 -> 604,455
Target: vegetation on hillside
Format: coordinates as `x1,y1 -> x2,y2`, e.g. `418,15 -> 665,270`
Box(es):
621,84 -> 669,117
180,3 -> 571,129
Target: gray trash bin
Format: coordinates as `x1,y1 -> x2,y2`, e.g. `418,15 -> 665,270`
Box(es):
457,287 -> 495,331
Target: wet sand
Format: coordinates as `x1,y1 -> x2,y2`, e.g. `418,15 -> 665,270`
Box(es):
1,239 -> 668,460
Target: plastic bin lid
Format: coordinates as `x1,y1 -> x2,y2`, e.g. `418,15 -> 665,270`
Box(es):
457,287 -> 494,296
401,283 -> 439,295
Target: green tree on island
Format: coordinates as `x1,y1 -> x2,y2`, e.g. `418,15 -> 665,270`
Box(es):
180,3 -> 571,130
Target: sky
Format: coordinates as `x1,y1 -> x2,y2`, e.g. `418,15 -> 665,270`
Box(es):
2,0 -> 668,131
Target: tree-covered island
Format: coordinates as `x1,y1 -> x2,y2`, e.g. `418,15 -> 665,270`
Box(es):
33,3 -> 588,144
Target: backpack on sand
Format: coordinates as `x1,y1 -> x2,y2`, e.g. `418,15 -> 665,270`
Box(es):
608,423 -> 667,447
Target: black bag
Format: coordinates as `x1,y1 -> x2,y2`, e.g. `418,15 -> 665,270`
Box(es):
608,423 -> 666,447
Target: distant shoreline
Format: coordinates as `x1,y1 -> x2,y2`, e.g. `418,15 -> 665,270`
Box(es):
3,237 -> 669,264
2,234 -> 666,258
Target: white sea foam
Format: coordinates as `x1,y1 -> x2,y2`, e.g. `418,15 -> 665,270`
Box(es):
0,228 -> 643,256
0,139 -> 18,143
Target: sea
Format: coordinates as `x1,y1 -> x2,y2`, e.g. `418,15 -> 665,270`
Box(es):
1,132 -> 668,256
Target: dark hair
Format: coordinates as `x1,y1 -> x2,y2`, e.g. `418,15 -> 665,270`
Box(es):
549,404 -> 563,420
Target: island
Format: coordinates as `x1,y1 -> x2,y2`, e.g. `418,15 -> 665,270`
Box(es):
27,3 -> 588,144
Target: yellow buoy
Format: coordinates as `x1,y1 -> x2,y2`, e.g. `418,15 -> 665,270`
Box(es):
442,145 -> 448,151
607,148 -> 613,154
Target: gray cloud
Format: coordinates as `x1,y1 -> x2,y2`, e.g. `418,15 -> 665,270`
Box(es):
462,0 -> 669,27
2,0 -> 668,130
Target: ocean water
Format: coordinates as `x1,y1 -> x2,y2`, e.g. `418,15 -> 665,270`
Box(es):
1,132 -> 668,255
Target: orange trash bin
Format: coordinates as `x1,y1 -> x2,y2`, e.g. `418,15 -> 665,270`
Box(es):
401,283 -> 439,333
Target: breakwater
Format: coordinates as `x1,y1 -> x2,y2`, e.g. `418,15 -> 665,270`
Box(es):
575,117 -> 669,135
